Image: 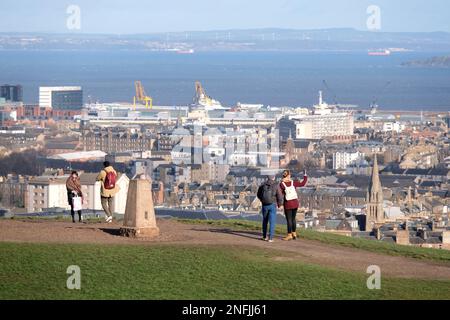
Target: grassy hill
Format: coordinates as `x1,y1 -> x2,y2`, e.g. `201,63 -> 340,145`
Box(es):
1,242 -> 449,300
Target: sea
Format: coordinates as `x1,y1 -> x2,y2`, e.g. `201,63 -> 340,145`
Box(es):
0,50 -> 449,111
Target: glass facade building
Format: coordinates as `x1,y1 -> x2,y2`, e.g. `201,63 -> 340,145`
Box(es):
0,85 -> 23,102
51,90 -> 83,110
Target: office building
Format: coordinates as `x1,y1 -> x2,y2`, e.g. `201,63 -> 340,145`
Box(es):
295,112 -> 354,139
39,86 -> 83,110
1,85 -> 23,102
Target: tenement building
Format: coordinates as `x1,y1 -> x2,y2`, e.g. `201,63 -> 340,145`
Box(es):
81,127 -> 153,153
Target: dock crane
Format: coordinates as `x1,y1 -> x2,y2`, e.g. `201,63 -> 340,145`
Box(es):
322,80 -> 339,106
322,80 -> 360,114
370,81 -> 391,114
133,81 -> 153,109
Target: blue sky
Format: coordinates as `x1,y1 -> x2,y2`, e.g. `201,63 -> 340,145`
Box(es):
1,0 -> 449,33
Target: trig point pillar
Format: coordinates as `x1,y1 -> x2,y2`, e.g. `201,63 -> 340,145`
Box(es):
120,177 -> 159,238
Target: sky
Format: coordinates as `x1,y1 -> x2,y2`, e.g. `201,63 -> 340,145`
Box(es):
1,0 -> 449,34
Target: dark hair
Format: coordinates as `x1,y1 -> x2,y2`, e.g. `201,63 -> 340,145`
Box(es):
282,170 -> 291,179
71,171 -> 78,176
103,161 -> 110,168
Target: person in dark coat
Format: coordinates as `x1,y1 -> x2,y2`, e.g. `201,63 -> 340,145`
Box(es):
66,171 -> 83,223
257,175 -> 283,242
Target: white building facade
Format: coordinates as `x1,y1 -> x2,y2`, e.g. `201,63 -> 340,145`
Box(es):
333,151 -> 365,170
382,121 -> 405,133
26,177 -> 71,212
295,112 -> 354,139
39,86 -> 83,109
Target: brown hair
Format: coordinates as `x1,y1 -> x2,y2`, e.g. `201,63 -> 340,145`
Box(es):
282,170 -> 291,179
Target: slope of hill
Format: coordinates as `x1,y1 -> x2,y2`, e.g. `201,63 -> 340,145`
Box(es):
402,55 -> 450,68
1,218 -> 450,300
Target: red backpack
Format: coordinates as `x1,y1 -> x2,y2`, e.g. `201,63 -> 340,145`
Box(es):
104,170 -> 116,190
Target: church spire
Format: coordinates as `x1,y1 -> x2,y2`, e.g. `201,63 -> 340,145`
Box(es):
285,130 -> 295,164
368,153 -> 382,201
366,153 -> 385,231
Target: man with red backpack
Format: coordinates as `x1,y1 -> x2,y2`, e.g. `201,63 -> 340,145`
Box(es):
96,161 -> 120,223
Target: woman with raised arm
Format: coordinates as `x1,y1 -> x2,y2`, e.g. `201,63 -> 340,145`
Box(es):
279,169 -> 308,241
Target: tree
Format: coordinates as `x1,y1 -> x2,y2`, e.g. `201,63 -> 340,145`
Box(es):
0,150 -> 43,176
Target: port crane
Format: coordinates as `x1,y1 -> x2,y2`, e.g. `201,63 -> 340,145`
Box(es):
322,80 -> 359,114
133,81 -> 153,109
322,80 -> 339,106
370,81 -> 391,114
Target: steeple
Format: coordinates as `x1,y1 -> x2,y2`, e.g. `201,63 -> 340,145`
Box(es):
285,130 -> 295,164
368,154 -> 382,201
366,154 -> 385,231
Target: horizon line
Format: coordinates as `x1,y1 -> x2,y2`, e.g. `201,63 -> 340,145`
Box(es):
1,27 -> 450,36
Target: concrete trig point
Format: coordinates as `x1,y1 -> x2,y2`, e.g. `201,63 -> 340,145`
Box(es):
120,176 -> 159,238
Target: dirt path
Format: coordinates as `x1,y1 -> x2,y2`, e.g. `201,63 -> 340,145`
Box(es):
1,219 -> 449,280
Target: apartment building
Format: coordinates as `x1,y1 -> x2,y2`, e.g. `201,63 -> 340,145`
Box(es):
26,173 -> 129,214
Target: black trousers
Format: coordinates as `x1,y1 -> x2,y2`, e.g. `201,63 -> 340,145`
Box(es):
68,192 -> 82,222
284,208 -> 298,233
70,206 -> 82,222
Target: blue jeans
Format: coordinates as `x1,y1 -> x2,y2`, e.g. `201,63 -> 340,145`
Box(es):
262,203 -> 277,240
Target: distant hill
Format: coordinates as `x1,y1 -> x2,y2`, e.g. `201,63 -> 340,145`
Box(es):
1,28 -> 450,52
402,55 -> 450,68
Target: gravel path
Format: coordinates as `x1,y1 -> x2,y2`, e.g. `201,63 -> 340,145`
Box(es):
1,218 -> 449,280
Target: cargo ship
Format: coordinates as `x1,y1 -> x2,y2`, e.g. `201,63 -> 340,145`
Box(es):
368,49 -> 391,56
176,49 -> 195,54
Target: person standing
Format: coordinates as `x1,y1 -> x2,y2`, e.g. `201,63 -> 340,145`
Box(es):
96,161 -> 120,223
279,169 -> 308,241
66,171 -> 83,223
257,175 -> 283,243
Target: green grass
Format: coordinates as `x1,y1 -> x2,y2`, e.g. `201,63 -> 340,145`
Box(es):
0,242 -> 449,300
176,219 -> 450,263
